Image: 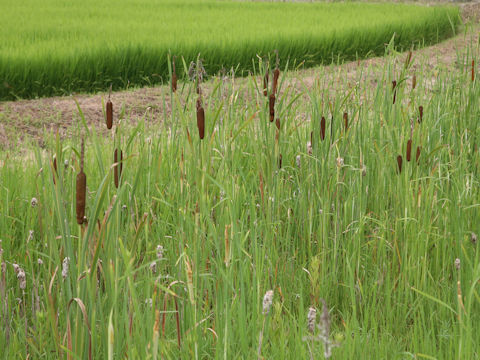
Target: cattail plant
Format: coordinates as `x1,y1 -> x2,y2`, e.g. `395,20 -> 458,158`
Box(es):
320,116 -> 326,141
273,53 -> 280,96
343,112 -> 348,131
114,148 -> 123,188
472,60 -> 475,82
76,138 -> 86,225
269,94 -> 275,122
412,74 -> 417,90
416,146 -> 421,163
53,156 -> 58,184
406,139 -> 412,162
196,98 -> 205,140
278,154 -> 282,169
171,56 -> 177,92
418,105 -> 423,123
106,86 -> 113,130
397,155 -> 403,174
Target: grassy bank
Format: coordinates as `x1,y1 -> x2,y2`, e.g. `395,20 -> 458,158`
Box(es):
0,0 -> 459,100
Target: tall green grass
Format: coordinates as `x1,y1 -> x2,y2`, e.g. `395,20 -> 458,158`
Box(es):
0,0 -> 459,100
0,35 -> 479,358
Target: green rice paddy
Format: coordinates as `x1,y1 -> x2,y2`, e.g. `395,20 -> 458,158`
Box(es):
0,0 -> 459,100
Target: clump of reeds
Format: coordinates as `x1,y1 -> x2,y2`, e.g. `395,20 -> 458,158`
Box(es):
114,148 -> 123,188
76,138 -> 86,225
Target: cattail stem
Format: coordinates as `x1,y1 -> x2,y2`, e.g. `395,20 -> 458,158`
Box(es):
76,139 -> 86,225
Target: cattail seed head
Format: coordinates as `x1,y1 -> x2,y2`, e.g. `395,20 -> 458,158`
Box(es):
262,290 -> 274,315
343,112 -> 348,131
455,258 -> 461,271
62,257 -> 70,279
275,117 -> 280,130
76,139 -> 86,225
114,148 -> 123,189
418,106 -> 423,123
392,80 -> 397,104
106,99 -> 113,130
307,306 -> 317,334
269,94 -> 275,122
31,197 -> 38,208
416,146 -> 421,163
412,74 -> 417,90
273,67 -> 280,95
397,155 -> 403,174
406,139 -> 412,162
196,100 -> 205,140
320,116 -> 326,141
172,57 -> 177,92
472,60 -> 475,82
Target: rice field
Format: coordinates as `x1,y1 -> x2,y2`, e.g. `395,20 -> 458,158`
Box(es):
0,0 -> 459,100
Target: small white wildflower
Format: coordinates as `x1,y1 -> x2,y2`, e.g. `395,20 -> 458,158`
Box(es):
31,197 -> 38,207
455,258 -> 461,271
13,264 -> 26,290
307,306 -> 317,334
145,298 -> 153,308
62,257 -> 70,279
64,159 -> 69,168
307,141 -> 313,155
262,290 -> 274,315
122,204 -> 127,211
150,261 -> 157,274
336,157 -> 344,168
156,245 -> 164,260
296,155 -> 301,168
37,258 -> 43,265
472,232 -> 478,245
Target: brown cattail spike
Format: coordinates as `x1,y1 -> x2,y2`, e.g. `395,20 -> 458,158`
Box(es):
392,81 -> 397,104
273,67 -> 280,95
278,154 -> 282,169
343,112 -> 348,131
76,139 -> 86,224
53,157 -> 58,184
269,94 -> 275,122
406,139 -> 412,162
397,155 -> 403,174
196,99 -> 205,140
275,117 -> 280,130
472,60 -> 475,82
412,74 -> 417,90
418,106 -> 423,123
106,99 -> 113,129
114,148 -> 123,188
416,146 -> 421,163
320,116 -> 326,141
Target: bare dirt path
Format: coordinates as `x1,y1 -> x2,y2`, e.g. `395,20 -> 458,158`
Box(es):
0,5 -> 479,149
